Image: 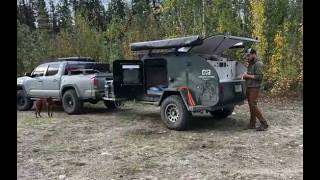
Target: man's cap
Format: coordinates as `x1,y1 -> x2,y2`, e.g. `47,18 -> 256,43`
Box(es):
245,48 -> 256,55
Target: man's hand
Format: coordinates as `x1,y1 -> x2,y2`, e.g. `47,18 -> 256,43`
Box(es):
242,73 -> 255,79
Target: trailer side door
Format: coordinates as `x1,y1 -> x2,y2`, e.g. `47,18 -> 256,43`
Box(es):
113,60 -> 144,99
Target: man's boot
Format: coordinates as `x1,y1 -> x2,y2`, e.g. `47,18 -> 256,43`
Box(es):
245,118 -> 256,129
256,120 -> 269,131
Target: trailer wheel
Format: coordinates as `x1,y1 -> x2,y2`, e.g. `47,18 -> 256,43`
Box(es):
209,106 -> 234,119
62,89 -> 83,114
17,89 -> 33,111
104,100 -> 122,109
160,95 -> 191,130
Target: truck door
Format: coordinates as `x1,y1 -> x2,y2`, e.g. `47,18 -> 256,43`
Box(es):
27,64 -> 48,97
42,63 -> 61,98
113,60 -> 144,99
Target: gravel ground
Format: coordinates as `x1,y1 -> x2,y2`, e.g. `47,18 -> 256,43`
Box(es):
17,99 -> 303,180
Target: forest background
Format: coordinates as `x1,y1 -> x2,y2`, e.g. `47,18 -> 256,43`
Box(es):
17,0 -> 303,96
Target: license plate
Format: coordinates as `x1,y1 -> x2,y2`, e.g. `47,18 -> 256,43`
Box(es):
234,85 -> 242,93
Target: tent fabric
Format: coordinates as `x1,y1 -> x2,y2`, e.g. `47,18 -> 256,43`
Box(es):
130,35 -> 258,55
189,35 -> 259,55
130,36 -> 203,51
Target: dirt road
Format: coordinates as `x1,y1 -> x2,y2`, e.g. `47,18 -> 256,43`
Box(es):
17,99 -> 303,180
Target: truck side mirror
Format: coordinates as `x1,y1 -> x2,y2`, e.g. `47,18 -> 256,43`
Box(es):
169,77 -> 174,82
24,72 -> 31,76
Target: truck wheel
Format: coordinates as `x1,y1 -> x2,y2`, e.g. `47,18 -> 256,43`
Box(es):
62,89 -> 83,114
104,100 -> 122,109
17,89 -> 33,111
160,95 -> 191,130
209,106 -> 234,119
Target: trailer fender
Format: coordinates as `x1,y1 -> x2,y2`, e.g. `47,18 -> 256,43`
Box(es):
158,90 -> 191,111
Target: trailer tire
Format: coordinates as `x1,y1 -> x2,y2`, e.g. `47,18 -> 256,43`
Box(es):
17,89 -> 33,111
209,106 -> 234,119
104,100 -> 122,109
160,95 -> 191,130
62,89 -> 83,114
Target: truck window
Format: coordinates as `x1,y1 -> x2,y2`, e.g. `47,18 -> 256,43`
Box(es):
46,64 -> 59,76
64,64 -> 86,75
85,63 -> 110,73
31,64 -> 48,77
64,63 -> 109,75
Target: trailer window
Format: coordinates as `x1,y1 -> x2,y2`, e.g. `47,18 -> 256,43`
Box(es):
122,65 -> 140,84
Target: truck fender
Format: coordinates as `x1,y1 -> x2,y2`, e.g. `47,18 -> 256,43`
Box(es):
158,90 -> 191,111
60,85 -> 81,99
17,84 -> 24,91
17,85 -> 28,96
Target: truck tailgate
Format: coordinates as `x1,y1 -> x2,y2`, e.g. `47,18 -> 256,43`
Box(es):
61,72 -> 113,100
92,73 -> 112,92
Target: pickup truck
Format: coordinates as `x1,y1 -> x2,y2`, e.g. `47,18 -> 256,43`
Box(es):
17,57 -> 114,114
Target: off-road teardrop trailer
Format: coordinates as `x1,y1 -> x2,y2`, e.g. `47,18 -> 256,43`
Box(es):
103,35 -> 259,130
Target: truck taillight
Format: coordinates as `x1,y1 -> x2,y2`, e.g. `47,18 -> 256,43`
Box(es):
91,77 -> 98,89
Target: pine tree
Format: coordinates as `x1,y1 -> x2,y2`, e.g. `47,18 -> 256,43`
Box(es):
77,0 -> 106,31
36,0 -> 50,31
49,0 -> 60,35
57,0 -> 73,30
17,0 -> 36,29
107,0 -> 126,22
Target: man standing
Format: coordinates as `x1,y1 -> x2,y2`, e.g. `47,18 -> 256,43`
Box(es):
242,48 -> 269,131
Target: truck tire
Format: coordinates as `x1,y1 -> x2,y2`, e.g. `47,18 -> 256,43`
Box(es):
104,100 -> 121,109
209,106 -> 234,119
160,95 -> 191,130
17,89 -> 33,111
62,89 -> 83,114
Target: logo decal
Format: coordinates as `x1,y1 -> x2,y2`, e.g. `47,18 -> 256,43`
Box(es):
199,69 -> 215,80
202,69 -> 211,76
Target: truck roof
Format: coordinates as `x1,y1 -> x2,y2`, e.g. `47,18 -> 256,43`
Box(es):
43,57 -> 96,63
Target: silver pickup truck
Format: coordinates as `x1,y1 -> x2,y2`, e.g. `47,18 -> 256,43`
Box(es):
17,57 -> 113,114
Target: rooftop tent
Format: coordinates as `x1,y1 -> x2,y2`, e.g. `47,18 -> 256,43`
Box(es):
188,35 -> 259,55
130,36 -> 203,51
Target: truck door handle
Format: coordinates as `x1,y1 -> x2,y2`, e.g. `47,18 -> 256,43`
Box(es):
53,79 -> 57,82
38,80 -> 43,82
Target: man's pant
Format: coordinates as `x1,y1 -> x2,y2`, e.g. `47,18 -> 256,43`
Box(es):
246,87 -> 265,127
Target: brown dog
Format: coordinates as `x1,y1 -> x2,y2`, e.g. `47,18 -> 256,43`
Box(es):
34,97 -> 54,118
